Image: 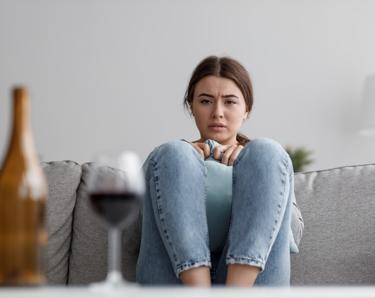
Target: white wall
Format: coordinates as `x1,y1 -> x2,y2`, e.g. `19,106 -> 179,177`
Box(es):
1,0 -> 375,172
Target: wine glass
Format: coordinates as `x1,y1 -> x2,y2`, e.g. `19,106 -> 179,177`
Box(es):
87,151 -> 144,291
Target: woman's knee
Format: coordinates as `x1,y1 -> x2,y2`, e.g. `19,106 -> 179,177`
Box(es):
159,140 -> 192,155
237,138 -> 293,172
142,140 -> 204,181
152,140 -> 202,164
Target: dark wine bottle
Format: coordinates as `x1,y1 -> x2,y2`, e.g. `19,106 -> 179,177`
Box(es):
0,87 -> 47,286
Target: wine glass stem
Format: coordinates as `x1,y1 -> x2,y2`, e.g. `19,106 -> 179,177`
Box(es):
108,227 -> 121,274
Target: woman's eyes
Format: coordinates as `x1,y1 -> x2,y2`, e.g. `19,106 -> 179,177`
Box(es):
199,99 -> 237,105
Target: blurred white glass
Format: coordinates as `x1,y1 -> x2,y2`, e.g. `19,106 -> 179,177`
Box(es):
87,151 -> 144,291
360,74 -> 375,136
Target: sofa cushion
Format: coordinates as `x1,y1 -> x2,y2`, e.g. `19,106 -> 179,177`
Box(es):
42,161 -> 81,284
291,163 -> 375,285
68,162 -> 142,284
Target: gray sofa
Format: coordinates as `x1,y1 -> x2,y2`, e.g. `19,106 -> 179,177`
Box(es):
42,160 -> 375,285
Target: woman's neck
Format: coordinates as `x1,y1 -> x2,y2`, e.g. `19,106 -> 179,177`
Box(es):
193,137 -> 239,146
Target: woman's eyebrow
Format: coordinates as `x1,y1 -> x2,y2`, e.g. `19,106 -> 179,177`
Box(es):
197,93 -> 239,99
222,94 -> 239,99
198,93 -> 215,98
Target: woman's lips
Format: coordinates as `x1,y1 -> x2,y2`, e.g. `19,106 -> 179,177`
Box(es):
208,125 -> 226,132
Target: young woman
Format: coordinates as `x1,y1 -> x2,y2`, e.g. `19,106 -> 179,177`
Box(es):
136,56 -> 304,287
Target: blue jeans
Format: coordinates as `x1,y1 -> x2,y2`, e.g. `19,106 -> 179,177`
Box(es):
136,138 -> 294,286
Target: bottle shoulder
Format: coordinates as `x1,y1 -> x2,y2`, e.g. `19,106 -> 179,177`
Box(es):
0,151 -> 47,199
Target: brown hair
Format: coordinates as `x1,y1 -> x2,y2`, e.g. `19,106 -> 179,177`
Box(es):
183,56 -> 253,146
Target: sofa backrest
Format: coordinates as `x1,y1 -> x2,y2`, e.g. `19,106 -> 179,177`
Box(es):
42,161 -> 375,285
42,161 -> 81,284
67,162 -> 141,284
42,161 -> 141,285
291,163 -> 375,285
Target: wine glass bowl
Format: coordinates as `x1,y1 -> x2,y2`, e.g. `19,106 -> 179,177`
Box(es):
90,191 -> 141,228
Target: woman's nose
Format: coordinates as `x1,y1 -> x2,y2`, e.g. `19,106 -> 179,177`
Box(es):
212,103 -> 224,119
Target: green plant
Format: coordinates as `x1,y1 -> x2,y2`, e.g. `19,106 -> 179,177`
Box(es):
284,146 -> 314,172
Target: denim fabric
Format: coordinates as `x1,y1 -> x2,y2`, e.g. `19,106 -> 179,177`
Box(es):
203,139 -> 299,254
136,138 -> 294,286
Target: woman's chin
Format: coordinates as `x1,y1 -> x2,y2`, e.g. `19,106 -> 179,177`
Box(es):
203,135 -> 227,144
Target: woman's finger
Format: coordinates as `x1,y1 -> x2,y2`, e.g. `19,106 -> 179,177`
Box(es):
213,146 -> 222,160
200,143 -> 210,159
196,143 -> 210,159
228,145 -> 244,166
192,142 -> 210,159
191,143 -> 205,159
221,145 -> 237,166
213,144 -> 231,160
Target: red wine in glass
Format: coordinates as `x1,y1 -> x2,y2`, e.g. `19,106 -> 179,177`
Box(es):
90,192 -> 141,227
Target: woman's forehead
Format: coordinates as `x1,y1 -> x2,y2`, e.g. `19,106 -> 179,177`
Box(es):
195,76 -> 242,97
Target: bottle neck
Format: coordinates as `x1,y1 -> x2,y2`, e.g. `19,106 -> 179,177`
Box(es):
13,89 -> 31,137
9,88 -> 36,156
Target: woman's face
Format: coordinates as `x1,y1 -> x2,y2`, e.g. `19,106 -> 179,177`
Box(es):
191,75 -> 249,145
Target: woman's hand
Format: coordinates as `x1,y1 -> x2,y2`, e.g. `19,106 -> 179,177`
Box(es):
191,142 -> 210,160
213,144 -> 244,166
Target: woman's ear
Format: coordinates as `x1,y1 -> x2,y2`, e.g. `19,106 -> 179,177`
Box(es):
244,111 -> 249,120
190,104 -> 194,117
